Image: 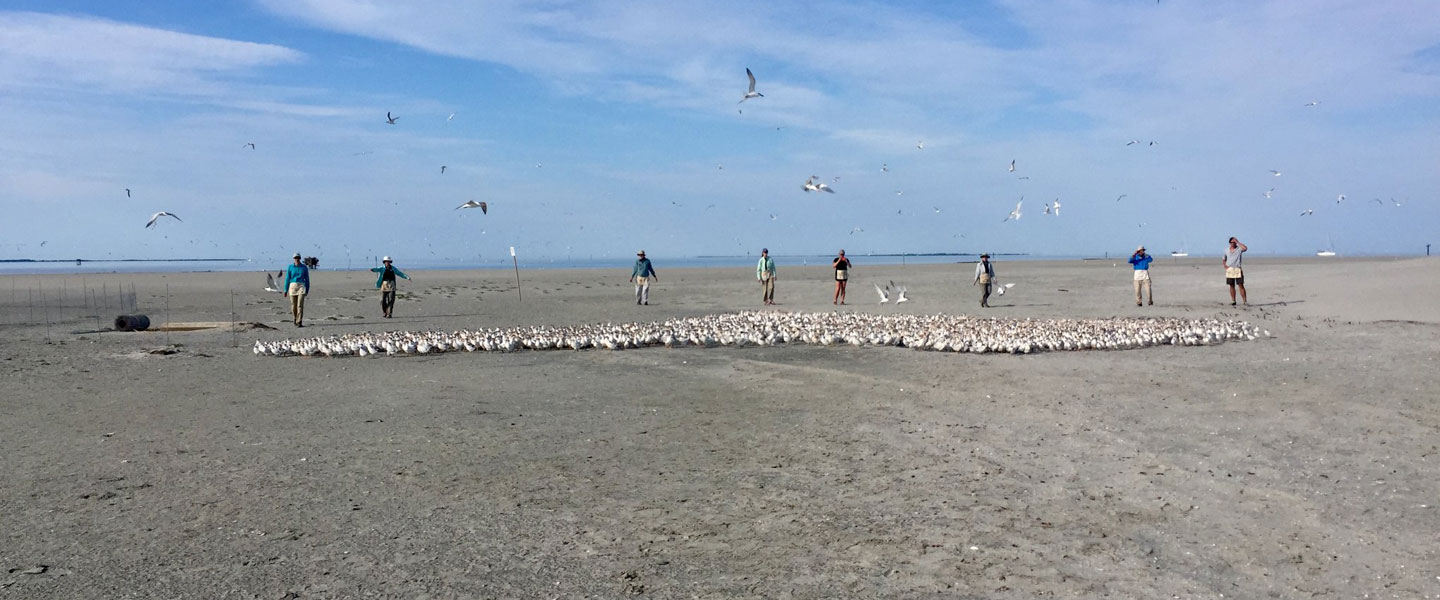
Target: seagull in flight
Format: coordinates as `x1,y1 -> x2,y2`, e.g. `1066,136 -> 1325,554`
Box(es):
1304,100 -> 1321,107
881,163 -> 889,172
739,68 -> 763,103
1300,209 -> 1314,216
1336,194 -> 1345,204
1116,194 -> 1127,202
889,280 -> 909,303
1126,140 -> 1139,146
386,112 -> 399,125
995,282 -> 1016,296
916,141 -> 924,150
874,283 -> 890,304
265,272 -> 284,293
243,142 -> 255,150
125,188 -> 131,198
1043,202 -> 1052,216
447,112 -> 456,121
1051,200 -> 1061,216
440,165 -> 447,174
1008,159 -> 1016,173
1003,198 -> 1023,222
933,206 -> 942,214
1373,198 -> 1384,206
1263,188 -> 1273,199
1392,198 -> 1403,207
145,211 -> 181,228
1269,170 -> 1282,176
803,176 -> 835,193
456,200 -> 488,214
850,227 -> 863,235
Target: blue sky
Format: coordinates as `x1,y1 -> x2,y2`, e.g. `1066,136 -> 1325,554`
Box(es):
2,0 -> 1438,266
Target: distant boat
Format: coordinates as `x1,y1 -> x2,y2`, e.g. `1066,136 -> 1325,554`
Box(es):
1317,235 -> 1337,257
1171,236 -> 1189,257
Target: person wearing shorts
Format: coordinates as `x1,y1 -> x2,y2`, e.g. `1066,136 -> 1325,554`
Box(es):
832,249 -> 851,305
283,252 -> 310,327
756,248 -> 777,305
1223,236 -> 1248,306
1129,245 -> 1154,306
370,256 -> 410,318
630,250 -> 657,305
973,254 -> 995,308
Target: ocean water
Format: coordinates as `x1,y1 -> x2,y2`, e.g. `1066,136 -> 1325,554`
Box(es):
0,254 -> 1104,275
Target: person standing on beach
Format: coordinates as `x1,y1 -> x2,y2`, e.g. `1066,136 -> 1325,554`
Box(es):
370,256 -> 410,318
1130,245 -> 1154,306
756,248 -> 777,305
1224,236 -> 1248,306
630,250 -> 657,305
832,249 -> 852,305
973,254 -> 995,308
283,252 -> 310,327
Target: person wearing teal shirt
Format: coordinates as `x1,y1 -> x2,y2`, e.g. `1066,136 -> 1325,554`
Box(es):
629,250 -> 657,305
1129,245 -> 1154,306
370,256 -> 410,318
282,253 -> 310,327
756,248 -> 777,305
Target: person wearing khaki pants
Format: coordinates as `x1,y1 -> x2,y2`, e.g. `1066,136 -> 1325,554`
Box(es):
1129,245 -> 1154,306
282,253 -> 311,327
756,248 -> 777,305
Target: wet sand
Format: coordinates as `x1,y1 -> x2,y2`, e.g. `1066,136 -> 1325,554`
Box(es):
2,257 -> 1437,598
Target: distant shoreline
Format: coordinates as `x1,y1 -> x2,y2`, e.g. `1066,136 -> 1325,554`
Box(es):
0,258 -> 247,264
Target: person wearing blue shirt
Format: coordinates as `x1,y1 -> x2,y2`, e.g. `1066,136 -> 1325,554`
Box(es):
370,256 -> 410,318
629,250 -> 657,305
282,252 -> 311,326
1129,245 -> 1154,306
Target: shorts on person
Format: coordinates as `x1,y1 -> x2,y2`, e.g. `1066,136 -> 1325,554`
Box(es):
1225,267 -> 1244,285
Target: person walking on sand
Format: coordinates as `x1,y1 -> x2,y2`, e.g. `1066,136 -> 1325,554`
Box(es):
630,250 -> 657,305
832,249 -> 852,305
1223,236 -> 1248,306
370,256 -> 410,318
1130,245 -> 1154,306
756,248 -> 777,305
973,254 -> 995,307
283,252 -> 310,327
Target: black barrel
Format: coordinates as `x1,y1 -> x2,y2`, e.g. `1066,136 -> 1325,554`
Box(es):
114,315 -> 151,331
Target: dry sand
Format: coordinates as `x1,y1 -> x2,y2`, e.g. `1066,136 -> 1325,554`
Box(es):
2,257 -> 1438,598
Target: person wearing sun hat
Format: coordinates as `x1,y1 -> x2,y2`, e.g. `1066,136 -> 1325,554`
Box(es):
1129,245 -> 1154,306
370,256 -> 411,318
629,250 -> 657,305
282,252 -> 311,326
756,248 -> 777,305
972,253 -> 995,308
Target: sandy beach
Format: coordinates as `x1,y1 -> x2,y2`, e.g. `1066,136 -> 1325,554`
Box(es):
2,256 -> 1437,598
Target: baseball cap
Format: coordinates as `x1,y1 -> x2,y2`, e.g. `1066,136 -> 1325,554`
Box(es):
637,250 -> 645,256
293,252 -> 302,258
980,253 -> 990,258
761,248 -> 768,253
382,256 -> 391,262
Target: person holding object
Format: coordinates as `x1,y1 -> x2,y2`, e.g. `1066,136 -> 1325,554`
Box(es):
1223,236 -> 1248,306
832,249 -> 852,305
1129,245 -> 1154,306
630,250 -> 657,305
370,256 -> 410,318
756,248 -> 777,305
973,254 -> 995,308
283,252 -> 310,327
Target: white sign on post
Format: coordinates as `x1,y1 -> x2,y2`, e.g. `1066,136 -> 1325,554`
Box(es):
509,247 -> 521,301
509,246 -> 516,257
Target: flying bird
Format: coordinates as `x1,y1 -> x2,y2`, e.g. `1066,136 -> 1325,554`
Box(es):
243,142 -> 255,150
850,227 -> 863,235
1304,100 -> 1321,107
995,282 -> 1016,296
456,200 -> 488,214
1392,198 -> 1403,207
447,112 -> 456,121
1263,188 -> 1273,199
386,112 -> 399,125
889,280 -> 908,303
916,141 -> 924,150
1336,194 -> 1345,204
803,176 -> 835,193
739,68 -> 763,103
1373,198 -> 1384,206
1003,198 -> 1023,222
265,272 -> 283,293
1126,140 -> 1139,146
1043,202 -> 1052,216
1300,209 -> 1314,216
1269,170 -> 1282,176
144,211 -> 181,228
1008,159 -> 1016,172
874,283 -> 890,304
1051,200 -> 1061,216
933,206 -> 942,214
440,165 -> 447,174
125,188 -> 131,198
881,163 -> 889,172
1116,194 -> 1127,202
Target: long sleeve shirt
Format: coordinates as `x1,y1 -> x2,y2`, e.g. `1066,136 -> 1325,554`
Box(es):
756,256 -> 775,280
632,258 -> 655,278
973,261 -> 994,282
1129,254 -> 1153,270
283,263 -> 310,290
371,265 -> 410,288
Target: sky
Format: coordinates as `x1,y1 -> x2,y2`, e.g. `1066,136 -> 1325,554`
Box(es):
2,0 -> 1439,266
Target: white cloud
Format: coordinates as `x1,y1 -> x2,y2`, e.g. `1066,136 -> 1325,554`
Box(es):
0,11 -> 302,93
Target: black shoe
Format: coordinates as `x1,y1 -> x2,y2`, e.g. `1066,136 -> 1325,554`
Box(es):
1231,302 -> 1237,306
1148,301 -> 1153,306
296,322 -> 303,327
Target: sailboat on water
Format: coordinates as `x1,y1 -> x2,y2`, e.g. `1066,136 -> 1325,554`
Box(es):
1170,236 -> 1189,258
1317,235 -> 1337,257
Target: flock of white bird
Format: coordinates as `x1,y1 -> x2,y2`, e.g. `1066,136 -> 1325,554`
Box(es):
254,311 -> 1266,358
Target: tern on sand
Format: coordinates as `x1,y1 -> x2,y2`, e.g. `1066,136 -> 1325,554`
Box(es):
739,68 -> 763,103
145,211 -> 181,228
456,200 -> 488,214
1002,199 -> 1023,222
386,112 -> 399,125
